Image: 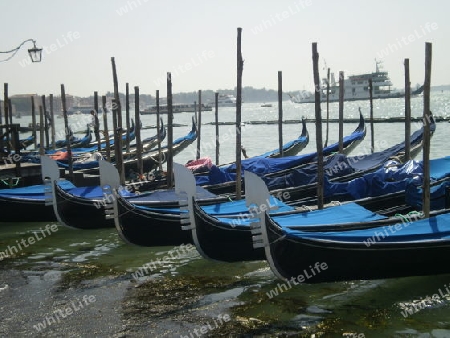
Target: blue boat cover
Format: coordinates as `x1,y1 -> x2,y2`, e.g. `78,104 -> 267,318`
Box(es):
54,126 -> 194,170
135,195 -> 294,216
173,128 -> 196,144
274,202 -> 387,228
66,185 -> 135,199
0,180 -> 76,197
0,181 -> 77,201
255,135 -> 308,158
283,212 -> 450,243
405,180 -> 450,210
212,201 -> 386,228
324,156 -> 450,200
202,195 -> 294,215
0,180 -> 136,201
127,186 -> 216,204
195,119 -> 430,186
20,127 -> 136,163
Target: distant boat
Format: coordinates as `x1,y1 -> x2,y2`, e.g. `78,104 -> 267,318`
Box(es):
217,94 -> 236,107
290,60 -> 424,103
66,106 -> 95,115
141,103 -> 212,114
261,103 -> 272,107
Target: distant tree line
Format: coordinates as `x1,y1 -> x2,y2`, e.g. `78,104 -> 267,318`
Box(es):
7,87 -> 300,115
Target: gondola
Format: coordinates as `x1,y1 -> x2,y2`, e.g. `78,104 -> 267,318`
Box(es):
199,113 -> 432,196
175,153 -> 450,262
104,170 -> 292,247
253,194 -> 450,283
26,126 -> 91,151
84,118 -> 137,148
139,118 -> 166,152
37,119 -> 197,229
122,116 -> 197,174
0,180 -> 76,222
54,125 -> 92,149
67,117 -> 194,173
99,119 -> 435,247
254,118 -> 309,158
21,119 -> 137,163
19,135 -> 35,149
2,134 -> 36,151
106,189 -> 194,246
71,118 -> 164,164
196,112 -> 366,193
40,155 -> 129,229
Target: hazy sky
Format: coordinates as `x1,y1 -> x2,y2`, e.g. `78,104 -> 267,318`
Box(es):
1,0 -> 448,97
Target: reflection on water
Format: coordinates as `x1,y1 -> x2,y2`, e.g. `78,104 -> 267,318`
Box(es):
1,221 -> 450,336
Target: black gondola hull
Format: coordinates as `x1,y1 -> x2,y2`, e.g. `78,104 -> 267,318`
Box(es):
54,183 -> 113,229
0,196 -> 56,222
115,195 -> 192,246
192,199 -> 264,262
264,213 -> 450,283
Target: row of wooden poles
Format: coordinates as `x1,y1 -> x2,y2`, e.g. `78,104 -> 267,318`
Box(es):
232,28 -> 433,217
1,58 -> 225,186
312,42 -> 432,217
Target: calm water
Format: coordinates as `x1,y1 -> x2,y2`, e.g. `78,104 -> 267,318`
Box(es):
1,92 -> 450,337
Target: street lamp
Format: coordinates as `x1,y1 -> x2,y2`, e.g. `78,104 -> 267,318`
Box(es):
27,40 -> 43,62
0,39 -> 42,63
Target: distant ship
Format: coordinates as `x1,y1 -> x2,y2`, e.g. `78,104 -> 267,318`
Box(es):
290,60 -> 424,103
217,94 -> 236,107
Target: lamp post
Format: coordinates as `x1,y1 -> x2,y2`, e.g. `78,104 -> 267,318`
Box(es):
0,39 -> 42,63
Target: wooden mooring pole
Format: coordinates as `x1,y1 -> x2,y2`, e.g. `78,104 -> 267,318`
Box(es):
31,96 -> 37,150
41,95 -> 49,149
39,106 -> 45,156
125,83 -> 131,154
50,94 -> 55,150
134,86 -> 143,176
215,92 -> 219,165
111,57 -> 125,184
338,71 -> 344,153
102,96 -> 111,161
196,90 -> 202,160
324,68 -> 330,147
404,59 -> 411,161
61,84 -> 73,177
4,84 -> 8,127
422,42 -> 432,218
235,27 -> 244,200
111,99 -> 120,169
4,83 -> 9,152
94,91 -> 101,151
278,71 -> 283,157
156,90 -> 163,172
369,79 -> 374,153
167,72 -> 174,187
312,42 -> 324,210
12,124 -> 20,176
8,99 -> 12,126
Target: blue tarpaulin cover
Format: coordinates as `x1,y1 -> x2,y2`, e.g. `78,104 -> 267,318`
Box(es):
283,212 -> 450,243
195,119 -> 430,187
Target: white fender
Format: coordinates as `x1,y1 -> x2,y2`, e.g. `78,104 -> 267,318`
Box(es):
173,162 -> 208,259
244,170 -> 286,280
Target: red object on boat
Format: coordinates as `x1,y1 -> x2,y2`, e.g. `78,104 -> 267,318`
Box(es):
185,157 -> 213,173
49,151 -> 69,161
